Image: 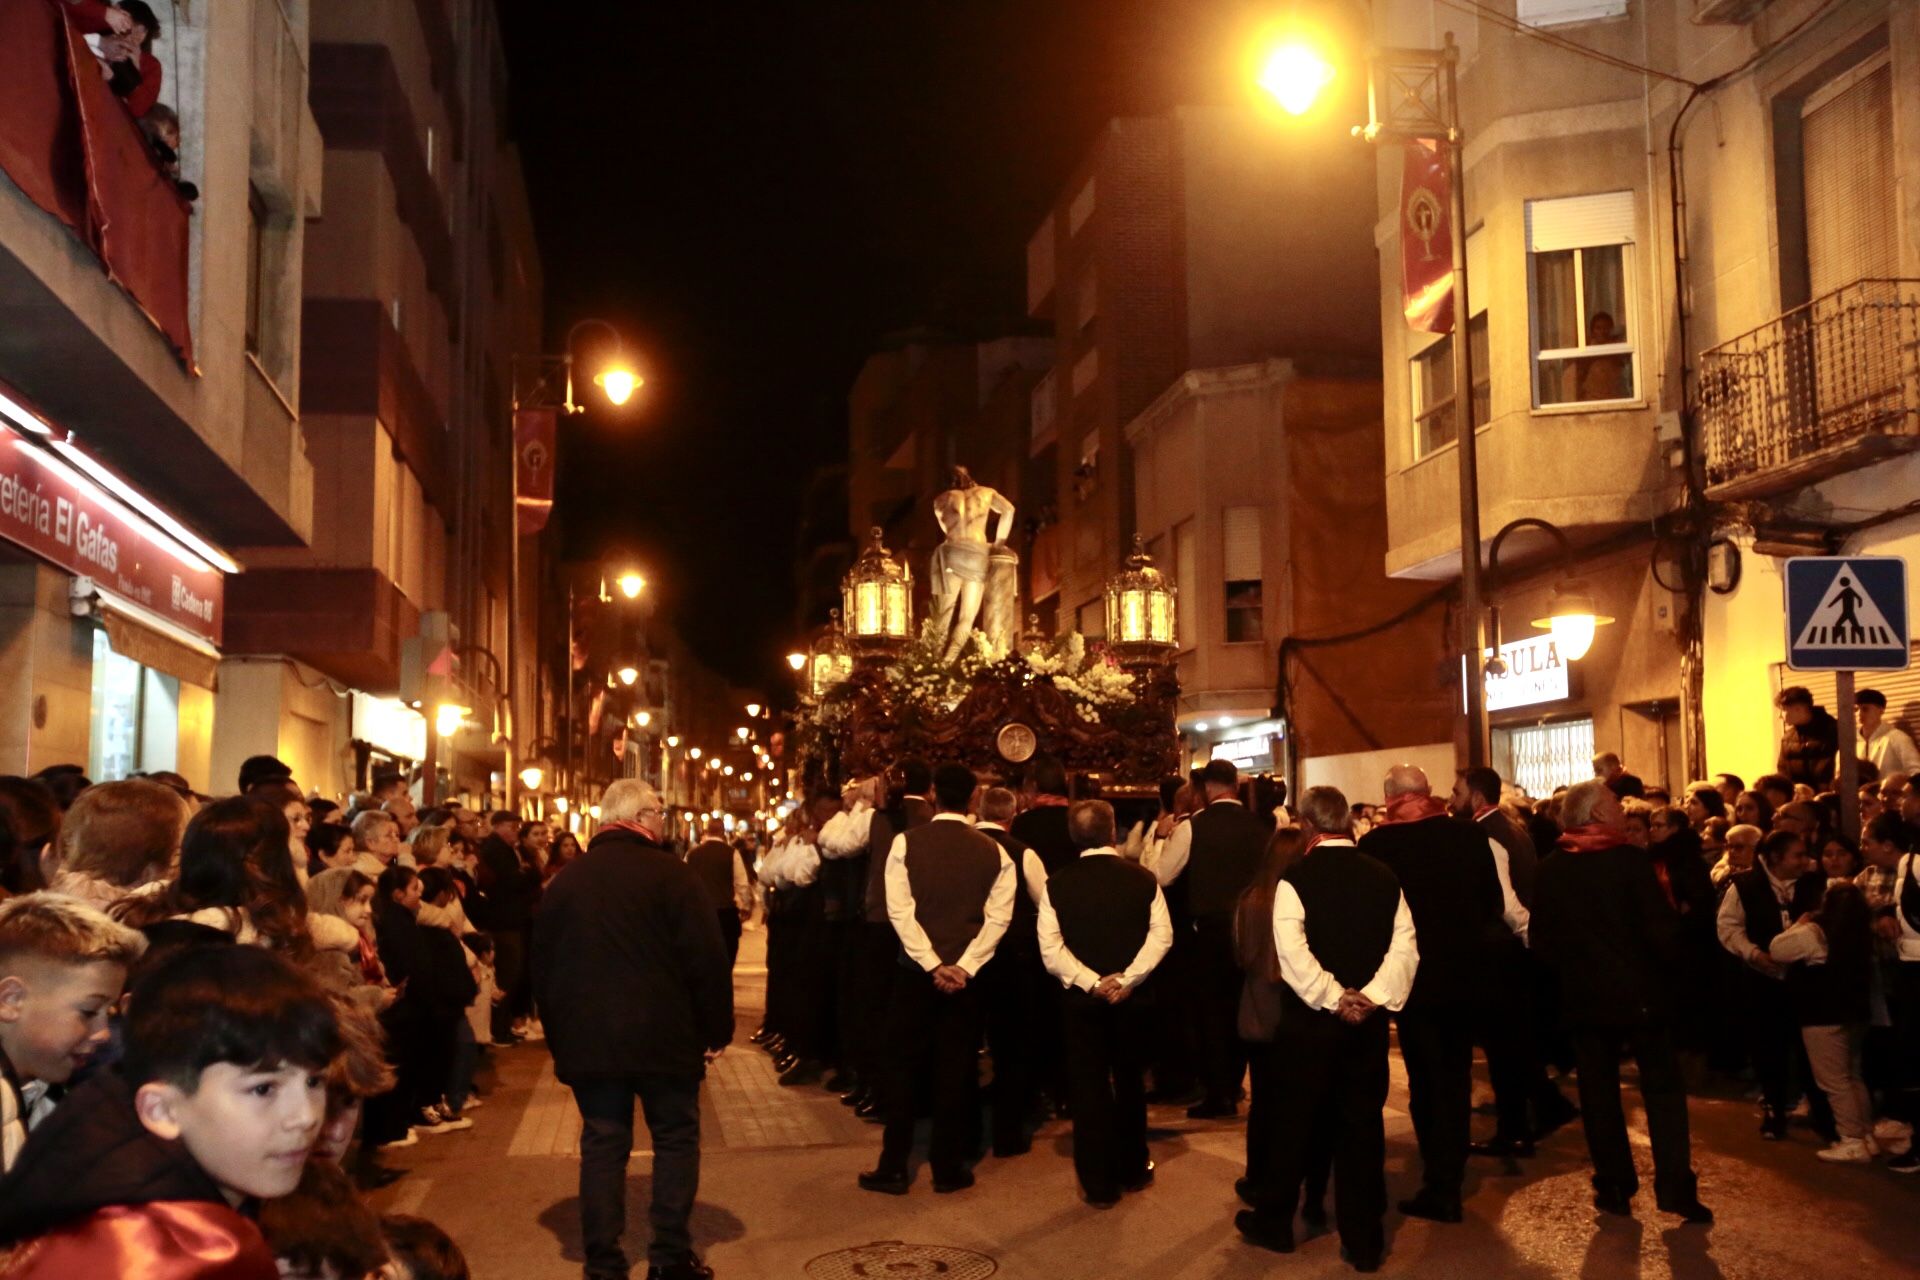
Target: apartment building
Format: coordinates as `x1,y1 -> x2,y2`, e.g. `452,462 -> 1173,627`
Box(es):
0,0 -> 319,786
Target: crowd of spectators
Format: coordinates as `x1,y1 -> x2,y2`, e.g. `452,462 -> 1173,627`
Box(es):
0,750 -> 581,1277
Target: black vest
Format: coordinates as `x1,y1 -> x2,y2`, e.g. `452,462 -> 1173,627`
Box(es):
684,839 -> 735,913
1732,867 -> 1825,949
1184,801 -> 1267,919
984,827 -> 1038,954
1046,852 -> 1157,977
1360,815 -> 1502,1007
901,818 -> 1004,964
1281,845 -> 1402,998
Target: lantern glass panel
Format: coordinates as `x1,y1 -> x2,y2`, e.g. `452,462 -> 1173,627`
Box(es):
884,583 -> 908,637
853,581 -> 885,637
1150,591 -> 1174,644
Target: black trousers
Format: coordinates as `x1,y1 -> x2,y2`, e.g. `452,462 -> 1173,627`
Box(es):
1246,1011 -> 1389,1261
1061,987 -> 1151,1198
490,928 -> 527,1040
983,943 -> 1045,1148
1396,1002 -> 1477,1201
1149,921 -> 1199,1096
851,921 -> 901,1084
1742,971 -> 1833,1130
573,1074 -> 702,1276
1245,1037 -> 1332,1212
1192,915 -> 1247,1107
1478,946 -> 1561,1142
716,910 -> 742,969
1569,1020 -> 1696,1204
1893,962 -> 1920,1125
878,965 -> 983,1180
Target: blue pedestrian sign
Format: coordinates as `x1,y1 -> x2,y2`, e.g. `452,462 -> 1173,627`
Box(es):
1784,556 -> 1909,672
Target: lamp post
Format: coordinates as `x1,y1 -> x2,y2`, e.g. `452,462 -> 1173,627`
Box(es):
1260,31 -> 1483,766
1482,517 -> 1612,669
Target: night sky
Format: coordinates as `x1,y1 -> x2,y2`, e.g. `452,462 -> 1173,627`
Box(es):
501,1 -> 1261,687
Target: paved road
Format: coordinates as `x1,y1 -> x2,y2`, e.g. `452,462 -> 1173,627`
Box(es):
369,928 -> 1920,1279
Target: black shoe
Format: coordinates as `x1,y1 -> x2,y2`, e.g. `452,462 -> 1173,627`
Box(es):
1470,1136 -> 1535,1159
350,1161 -> 405,1191
1235,1209 -> 1295,1253
1186,1099 -> 1238,1120
778,1059 -> 823,1087
1083,1188 -> 1121,1208
841,1086 -> 869,1109
853,1097 -> 881,1119
1594,1187 -> 1634,1217
1234,1176 -> 1259,1208
1657,1197 -> 1714,1225
772,1053 -> 798,1074
761,1035 -> 786,1056
644,1259 -> 714,1280
1340,1246 -> 1383,1273
1301,1200 -> 1329,1233
932,1169 -> 975,1194
1398,1191 -> 1463,1223
1760,1112 -> 1789,1141
992,1137 -> 1031,1158
748,1027 -> 768,1044
857,1168 -> 910,1196
1533,1093 -> 1579,1138
1121,1161 -> 1155,1192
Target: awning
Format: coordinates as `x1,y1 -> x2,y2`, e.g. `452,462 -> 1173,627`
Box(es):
100,599 -> 219,690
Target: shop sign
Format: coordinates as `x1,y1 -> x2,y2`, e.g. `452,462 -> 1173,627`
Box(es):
0,433 -> 222,643
1479,634 -> 1569,712
351,693 -> 427,762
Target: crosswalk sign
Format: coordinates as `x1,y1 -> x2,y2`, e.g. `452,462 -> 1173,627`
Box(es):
1784,556 -> 1909,672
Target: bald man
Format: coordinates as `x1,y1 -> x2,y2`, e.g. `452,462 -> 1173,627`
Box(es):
1358,764 -> 1505,1224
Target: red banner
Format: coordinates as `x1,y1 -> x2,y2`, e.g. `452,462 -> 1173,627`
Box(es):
0,433 -> 223,644
1400,139 -> 1454,335
514,408 -> 557,535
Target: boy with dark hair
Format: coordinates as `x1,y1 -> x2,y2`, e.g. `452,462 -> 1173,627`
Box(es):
0,945 -> 340,1277
0,893 -> 147,1172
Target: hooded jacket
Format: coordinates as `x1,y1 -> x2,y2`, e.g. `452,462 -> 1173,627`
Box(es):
0,1070 -> 275,1278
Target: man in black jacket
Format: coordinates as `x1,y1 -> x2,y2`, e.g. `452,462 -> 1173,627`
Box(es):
1776,685 -> 1839,791
976,785 -> 1049,1157
686,819 -> 749,966
533,780 -> 734,1280
1156,758 -> 1266,1119
473,810 -> 535,1042
1360,765 -> 1503,1223
1011,754 -> 1076,873
1533,780 -> 1710,1225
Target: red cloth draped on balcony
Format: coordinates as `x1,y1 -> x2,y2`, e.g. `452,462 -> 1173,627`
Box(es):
0,0 -> 195,370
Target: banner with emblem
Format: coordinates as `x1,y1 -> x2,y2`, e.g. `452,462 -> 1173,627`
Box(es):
1400,138 -> 1454,334
514,407 -> 557,535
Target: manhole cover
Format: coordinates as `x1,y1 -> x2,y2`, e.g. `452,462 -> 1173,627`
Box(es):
804,1240 -> 998,1279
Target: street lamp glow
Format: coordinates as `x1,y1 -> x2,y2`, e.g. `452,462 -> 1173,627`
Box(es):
553,796 -> 569,813
633,710 -> 652,728
519,765 -> 545,791
743,771 -> 753,782
785,652 -> 806,672
723,765 -> 735,777
589,804 -> 603,820
735,727 -> 750,741
666,734 -> 681,748
435,703 -> 469,738
1533,583 -> 1612,663
1257,40 -> 1336,116
745,702 -> 762,718
616,571 -> 646,599
689,747 -> 703,760
593,366 -> 642,406
616,665 -> 639,686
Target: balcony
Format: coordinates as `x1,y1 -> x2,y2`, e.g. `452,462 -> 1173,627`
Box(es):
1700,278 -> 1920,501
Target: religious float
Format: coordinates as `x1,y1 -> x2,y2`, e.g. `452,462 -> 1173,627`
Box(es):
791,468 -> 1182,798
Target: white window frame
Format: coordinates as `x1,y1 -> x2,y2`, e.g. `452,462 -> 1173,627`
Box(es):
1525,193 -> 1641,413
1517,0 -> 1627,28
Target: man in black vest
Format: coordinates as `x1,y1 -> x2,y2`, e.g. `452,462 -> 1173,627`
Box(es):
1358,764 -> 1501,1224
976,785 -> 1048,1157
1717,827 -> 1832,1141
685,819 -> 749,967
1534,780 -> 1710,1224
1038,799 -> 1172,1205
859,763 -> 1016,1195
1237,786 -> 1416,1270
1011,754 -> 1076,873
1450,767 -> 1576,1156
1156,758 -> 1266,1119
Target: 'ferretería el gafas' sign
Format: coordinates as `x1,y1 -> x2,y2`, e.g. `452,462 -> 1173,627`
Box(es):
0,433 -> 223,644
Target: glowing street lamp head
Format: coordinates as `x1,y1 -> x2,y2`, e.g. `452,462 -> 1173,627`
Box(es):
633,710 -> 652,728
688,747 -> 703,760
785,652 -> 806,672
616,571 -> 646,599
666,734 -> 681,748
745,702 -> 763,718
1533,582 -> 1612,663
735,726 -> 750,741
435,703 -> 469,738
1257,40 -> 1337,116
518,765 -> 545,791
593,366 -> 642,406
616,665 -> 640,686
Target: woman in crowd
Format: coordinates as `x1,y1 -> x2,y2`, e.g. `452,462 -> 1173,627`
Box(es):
114,794 -> 311,956
411,823 -> 453,869
1734,789 -> 1775,832
372,864 -> 474,1138
1821,834 -> 1863,884
46,777 -> 187,908
309,821 -> 356,877
1685,785 -> 1727,832
0,777 -> 62,895
1770,881 -> 1879,1162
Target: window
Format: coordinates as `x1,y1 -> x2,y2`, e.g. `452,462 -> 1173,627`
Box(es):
1077,597 -> 1105,639
1517,0 -> 1626,26
1494,717 -> 1596,802
1411,313 -> 1490,457
88,630 -> 180,782
244,186 -> 267,357
1069,178 -> 1096,235
1800,51 -> 1894,297
1527,192 -> 1637,407
1173,519 -> 1196,649
1075,270 -> 1098,337
1222,506 -> 1263,643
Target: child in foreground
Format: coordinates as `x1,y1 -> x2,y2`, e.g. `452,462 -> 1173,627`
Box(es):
0,943 -> 341,1278
0,893 -> 147,1173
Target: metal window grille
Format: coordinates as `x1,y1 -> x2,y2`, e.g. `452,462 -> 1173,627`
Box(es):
1501,717 -> 1596,801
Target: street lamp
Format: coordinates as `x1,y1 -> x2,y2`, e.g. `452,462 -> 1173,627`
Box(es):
616,663 -> 640,687
434,703 -> 469,739
666,734 -> 681,748
785,651 -> 806,673
745,702 -> 763,718
1482,518 -> 1613,676
594,367 -> 641,407
1259,30 -> 1486,767
518,764 -> 545,792
689,747 -> 703,760
615,571 -> 646,600
1256,39 -> 1337,116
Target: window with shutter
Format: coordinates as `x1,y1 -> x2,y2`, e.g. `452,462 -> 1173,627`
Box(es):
1517,0 -> 1627,27
1222,507 -> 1263,643
1526,191 -> 1639,408
1801,52 -> 1895,297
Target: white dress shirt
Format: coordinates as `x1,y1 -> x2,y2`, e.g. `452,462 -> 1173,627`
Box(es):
1152,796 -> 1245,887
1036,847 -> 1173,992
1481,833 -> 1531,945
1269,838 -> 1420,1013
977,820 -> 1049,907
1865,721 -> 1920,778
885,813 -> 1017,976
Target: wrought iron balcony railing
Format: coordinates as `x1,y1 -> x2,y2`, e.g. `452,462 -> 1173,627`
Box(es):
1698,278 -> 1920,500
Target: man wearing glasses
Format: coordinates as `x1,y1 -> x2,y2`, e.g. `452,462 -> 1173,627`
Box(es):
533,780 -> 734,1280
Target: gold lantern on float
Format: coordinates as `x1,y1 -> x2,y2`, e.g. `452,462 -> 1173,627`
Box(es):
1105,535 -> 1177,665
806,611 -> 854,701
842,527 -> 913,658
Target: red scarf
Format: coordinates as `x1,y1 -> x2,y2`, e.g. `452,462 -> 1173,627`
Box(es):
1376,793 -> 1452,826
1557,823 -> 1627,853
1028,795 -> 1070,809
